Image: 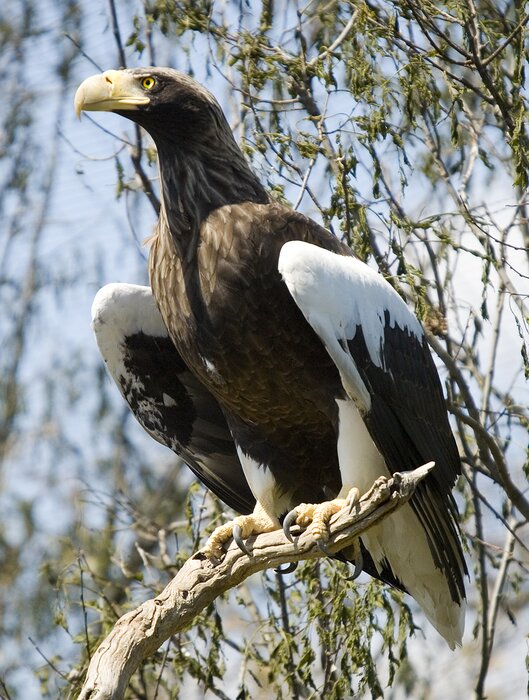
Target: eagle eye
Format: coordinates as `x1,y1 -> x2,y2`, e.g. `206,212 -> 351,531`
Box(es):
141,76 -> 156,90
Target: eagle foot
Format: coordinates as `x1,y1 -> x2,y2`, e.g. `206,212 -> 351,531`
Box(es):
283,487 -> 360,545
200,504 -> 279,561
200,521 -> 236,561
359,475 -> 390,503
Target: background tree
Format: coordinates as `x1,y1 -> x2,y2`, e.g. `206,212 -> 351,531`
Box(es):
0,1 -> 527,698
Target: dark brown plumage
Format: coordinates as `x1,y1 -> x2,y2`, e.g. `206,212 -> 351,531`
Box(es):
149,201 -> 351,504
77,67 -> 467,646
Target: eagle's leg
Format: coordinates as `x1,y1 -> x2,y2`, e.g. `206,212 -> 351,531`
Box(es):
201,501 -> 280,560
282,487 -> 360,545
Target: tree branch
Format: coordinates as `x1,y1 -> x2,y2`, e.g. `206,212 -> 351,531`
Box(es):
76,465 -> 434,700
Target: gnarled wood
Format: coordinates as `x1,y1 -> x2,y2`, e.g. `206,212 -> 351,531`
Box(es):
77,464 -> 434,700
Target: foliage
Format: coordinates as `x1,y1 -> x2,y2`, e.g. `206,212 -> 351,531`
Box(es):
0,1 -> 528,698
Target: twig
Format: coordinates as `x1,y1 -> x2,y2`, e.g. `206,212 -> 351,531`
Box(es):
448,404 -> 529,521
108,0 -> 127,68
479,10 -> 529,68
64,35 -> 104,72
275,568 -> 301,700
307,9 -> 360,68
475,513 -> 517,699
107,0 -> 161,216
0,677 -> 12,700
471,466 -> 489,700
76,466 -> 432,700
486,517 -> 517,644
29,637 -> 70,683
79,561 -> 92,662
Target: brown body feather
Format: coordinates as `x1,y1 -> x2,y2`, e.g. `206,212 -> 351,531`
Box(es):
150,201 -> 349,504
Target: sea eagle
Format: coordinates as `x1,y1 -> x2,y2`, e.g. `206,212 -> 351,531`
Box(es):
75,67 -> 467,647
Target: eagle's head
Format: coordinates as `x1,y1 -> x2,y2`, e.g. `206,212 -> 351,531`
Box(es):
74,67 -> 226,146
74,67 -> 269,235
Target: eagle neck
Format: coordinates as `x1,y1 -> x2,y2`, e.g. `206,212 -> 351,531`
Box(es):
152,134 -> 268,344
154,135 -> 268,261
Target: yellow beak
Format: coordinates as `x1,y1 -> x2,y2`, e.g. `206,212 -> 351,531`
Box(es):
74,70 -> 150,118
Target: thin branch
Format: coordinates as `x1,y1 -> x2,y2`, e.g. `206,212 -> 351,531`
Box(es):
108,0 -> 127,68
421,109 -> 528,320
275,569 -> 301,700
0,678 -> 12,700
471,466 -> 490,700
76,466 -> 432,700
79,561 -> 92,662
307,9 -> 360,68
486,517 -> 517,643
64,34 -> 104,72
107,0 -> 161,216
475,513 -> 517,699
29,637 -> 70,683
480,282 -> 505,425
479,10 -> 529,68
450,404 -> 529,521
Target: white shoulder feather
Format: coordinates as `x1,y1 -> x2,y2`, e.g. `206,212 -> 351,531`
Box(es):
278,241 -> 423,410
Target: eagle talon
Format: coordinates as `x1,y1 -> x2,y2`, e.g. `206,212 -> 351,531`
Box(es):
233,522 -> 251,556
282,509 -> 299,542
345,546 -> 364,581
275,561 -> 298,574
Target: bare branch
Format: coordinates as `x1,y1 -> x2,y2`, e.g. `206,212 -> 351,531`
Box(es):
76,466 -> 432,700
107,0 -> 127,68
307,9 -> 360,68
475,513 -> 518,698
107,0 -> 161,216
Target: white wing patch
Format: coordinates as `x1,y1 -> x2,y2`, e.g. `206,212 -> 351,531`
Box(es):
278,241 -> 423,409
91,283 -> 172,445
92,283 -> 168,356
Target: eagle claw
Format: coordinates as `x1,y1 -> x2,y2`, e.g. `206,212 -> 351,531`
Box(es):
233,522 -> 251,556
282,509 -> 299,542
345,547 -> 364,581
275,561 -> 298,574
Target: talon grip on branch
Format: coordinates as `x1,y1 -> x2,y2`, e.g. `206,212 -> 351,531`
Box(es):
77,467 -> 430,700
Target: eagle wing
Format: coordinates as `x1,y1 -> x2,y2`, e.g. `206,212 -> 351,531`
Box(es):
91,283 -> 255,515
279,241 -> 466,604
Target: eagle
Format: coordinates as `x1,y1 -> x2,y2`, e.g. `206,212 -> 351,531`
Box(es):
75,67 -> 467,648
